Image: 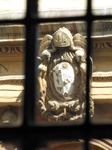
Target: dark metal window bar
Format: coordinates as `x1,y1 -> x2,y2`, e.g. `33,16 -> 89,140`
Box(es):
0,0 -> 112,150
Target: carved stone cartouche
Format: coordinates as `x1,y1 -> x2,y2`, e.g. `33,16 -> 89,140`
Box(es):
0,107 -> 17,125
37,27 -> 94,122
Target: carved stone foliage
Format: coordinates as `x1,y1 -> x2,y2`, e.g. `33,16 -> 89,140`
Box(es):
0,46 -> 24,54
37,27 -> 94,122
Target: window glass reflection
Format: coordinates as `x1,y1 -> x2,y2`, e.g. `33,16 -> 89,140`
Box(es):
0,141 -> 22,150
90,139 -> 112,150
38,0 -> 87,18
0,0 -> 26,20
92,0 -> 112,15
36,140 -> 84,150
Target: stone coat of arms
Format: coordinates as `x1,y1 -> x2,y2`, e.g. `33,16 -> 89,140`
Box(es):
37,27 -> 94,122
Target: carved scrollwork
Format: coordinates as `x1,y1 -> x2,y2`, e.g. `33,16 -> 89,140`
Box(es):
92,41 -> 112,49
0,46 -> 24,54
37,27 -> 94,122
0,79 -> 24,85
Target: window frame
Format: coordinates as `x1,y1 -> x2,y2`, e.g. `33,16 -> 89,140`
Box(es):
0,0 -> 112,149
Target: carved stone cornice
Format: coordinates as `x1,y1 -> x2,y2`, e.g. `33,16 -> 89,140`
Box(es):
0,76 -> 24,105
0,75 -> 24,85
0,79 -> 24,85
39,21 -> 112,38
0,25 -> 25,40
0,46 -> 24,55
93,76 -> 112,82
92,36 -> 112,50
92,41 -> 112,50
92,72 -> 112,82
0,21 -> 112,40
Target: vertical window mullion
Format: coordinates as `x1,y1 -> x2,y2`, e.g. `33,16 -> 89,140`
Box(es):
86,0 -> 92,124
24,0 -> 37,126
85,0 -> 92,149
86,19 -> 92,123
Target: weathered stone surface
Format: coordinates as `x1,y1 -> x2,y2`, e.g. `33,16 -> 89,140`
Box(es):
53,62 -> 75,98
37,27 -> 93,122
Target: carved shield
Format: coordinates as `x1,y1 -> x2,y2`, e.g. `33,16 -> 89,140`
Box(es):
53,62 -> 75,98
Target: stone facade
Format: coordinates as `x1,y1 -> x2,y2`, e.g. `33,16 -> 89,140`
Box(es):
0,21 -> 112,149
0,25 -> 25,126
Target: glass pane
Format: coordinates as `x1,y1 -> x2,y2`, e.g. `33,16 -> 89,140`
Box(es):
38,0 -> 87,18
35,21 -> 89,125
36,140 -> 84,150
91,20 -> 112,123
0,24 -> 25,126
0,141 -> 22,150
89,139 -> 112,150
92,0 -> 112,15
0,0 -> 26,20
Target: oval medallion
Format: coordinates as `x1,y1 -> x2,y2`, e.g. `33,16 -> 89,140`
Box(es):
53,62 -> 75,98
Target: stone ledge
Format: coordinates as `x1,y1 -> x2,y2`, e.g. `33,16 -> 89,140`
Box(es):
0,75 -> 24,105
92,72 -> 112,82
